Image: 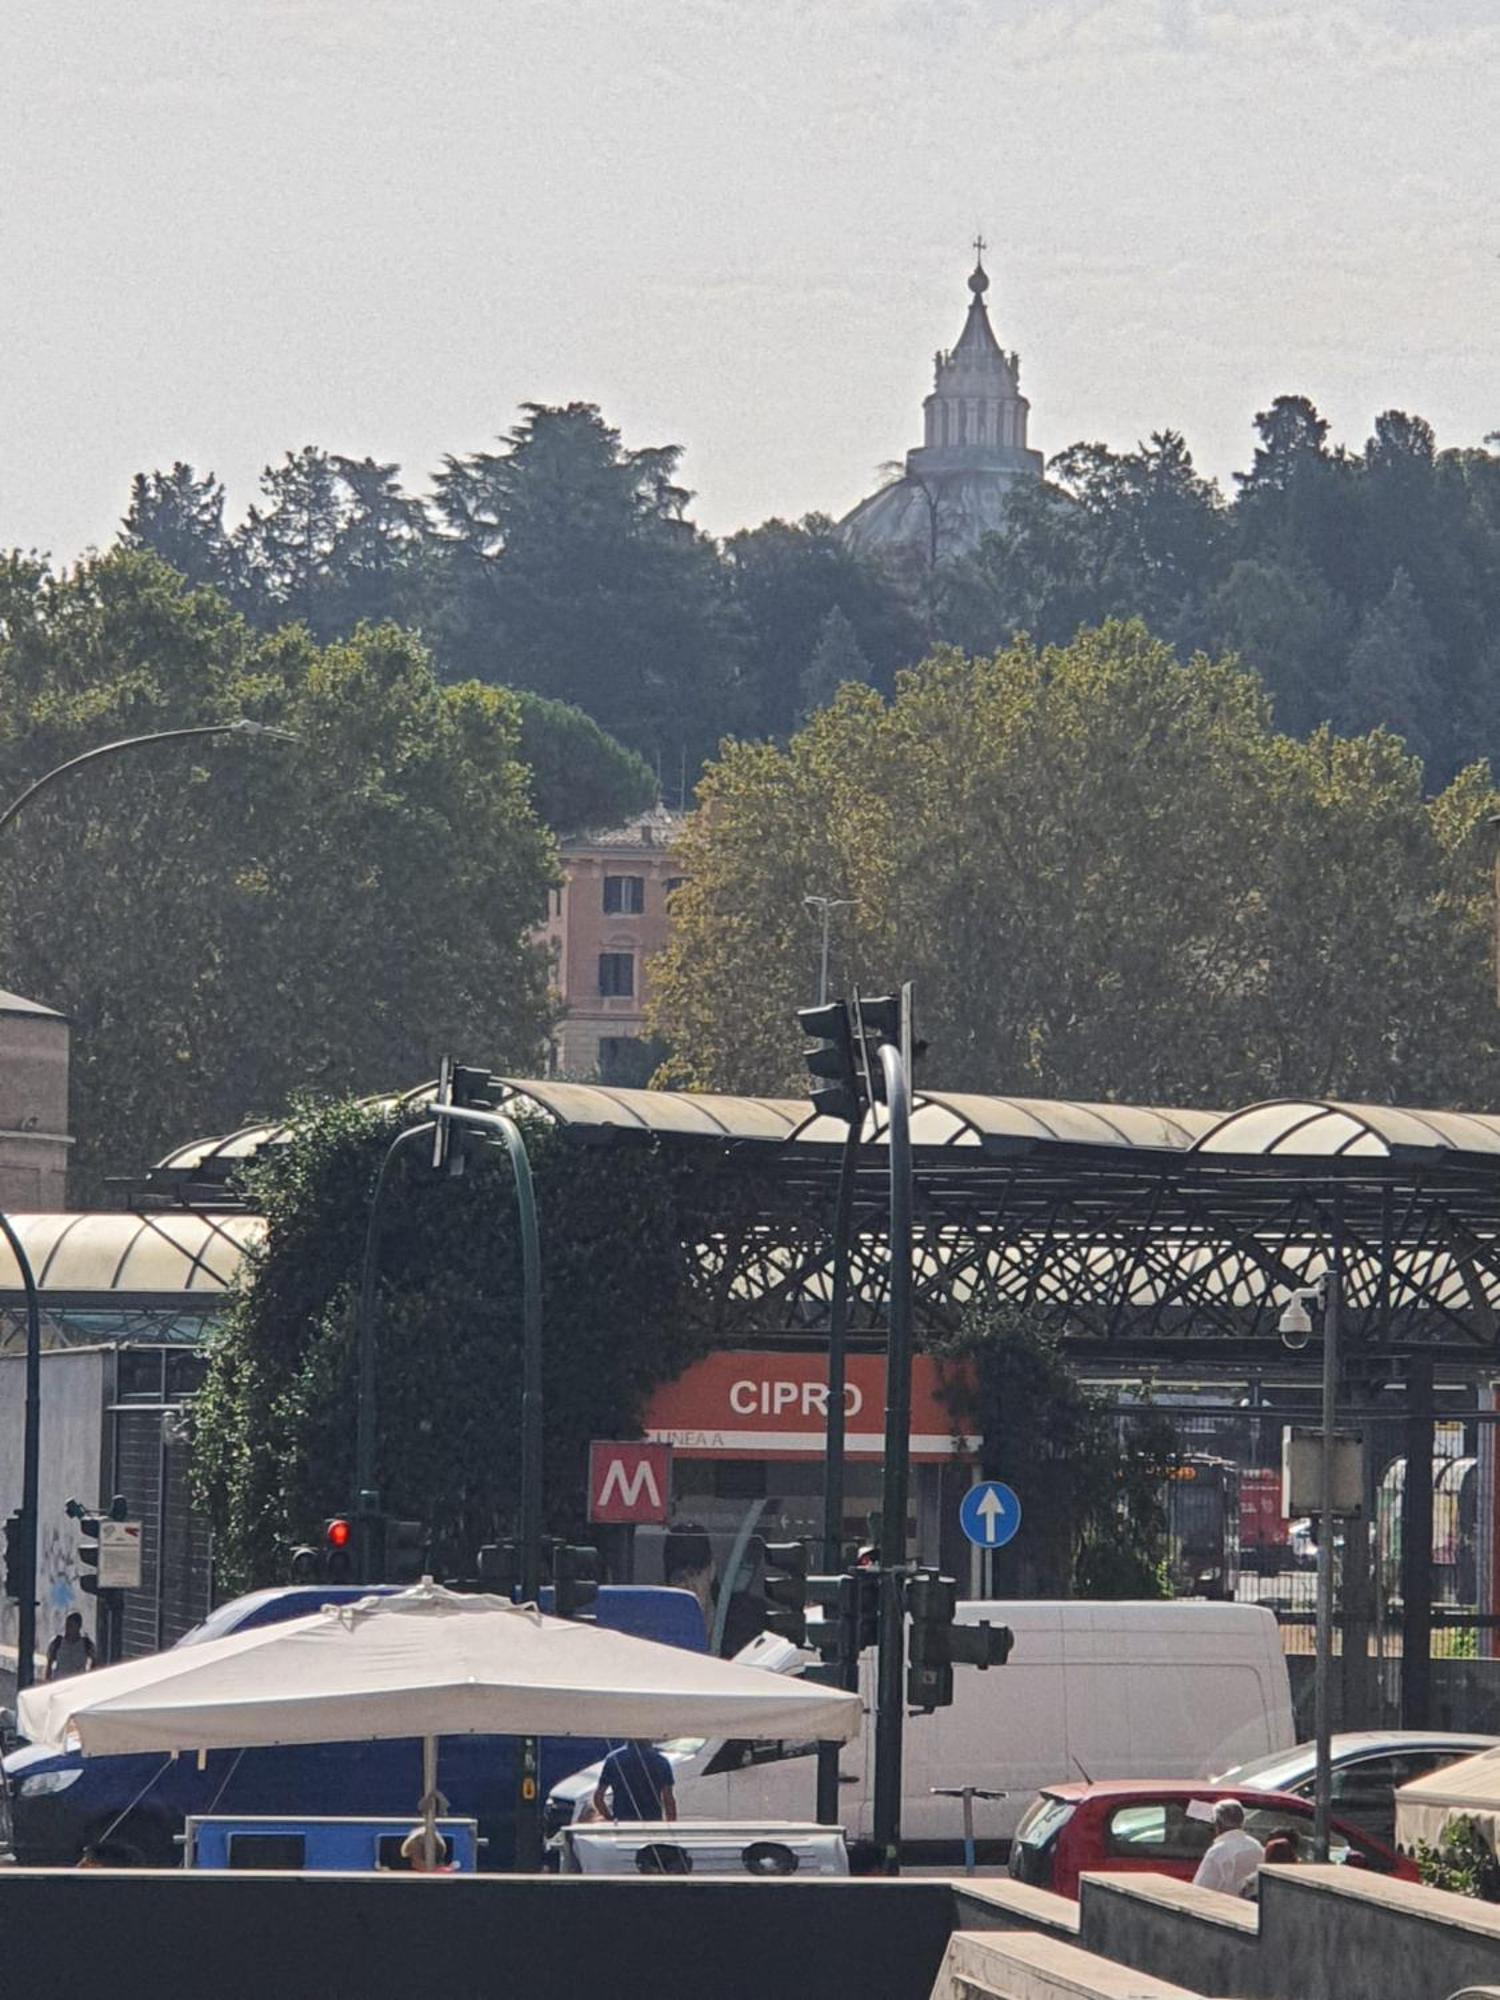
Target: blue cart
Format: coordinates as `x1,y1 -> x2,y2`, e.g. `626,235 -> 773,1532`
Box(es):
185,1813 -> 481,1872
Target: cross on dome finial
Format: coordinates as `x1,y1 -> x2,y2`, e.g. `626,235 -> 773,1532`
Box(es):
968,235 -> 990,297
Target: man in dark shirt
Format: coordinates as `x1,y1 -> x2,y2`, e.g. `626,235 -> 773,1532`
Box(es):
593,1740 -> 677,1822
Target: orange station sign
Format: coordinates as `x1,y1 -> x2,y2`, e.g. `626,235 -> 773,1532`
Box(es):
642,1350 -> 978,1463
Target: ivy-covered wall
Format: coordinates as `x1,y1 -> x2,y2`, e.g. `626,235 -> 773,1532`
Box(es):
190,1098 -> 708,1594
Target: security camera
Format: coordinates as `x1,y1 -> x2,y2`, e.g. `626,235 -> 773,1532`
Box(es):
1277,1281 -> 1324,1351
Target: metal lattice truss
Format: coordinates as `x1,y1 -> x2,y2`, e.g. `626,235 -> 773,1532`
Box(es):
141,1082 -> 1500,1359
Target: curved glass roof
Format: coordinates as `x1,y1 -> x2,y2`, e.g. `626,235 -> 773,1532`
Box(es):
0,1211 -> 261,1297
1194,1100 -> 1500,1158
155,1079 -> 1223,1176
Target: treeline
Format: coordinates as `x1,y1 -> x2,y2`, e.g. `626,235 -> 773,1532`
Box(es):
117,395 -> 1500,792
119,405 -> 923,796
943,399 -> 1500,785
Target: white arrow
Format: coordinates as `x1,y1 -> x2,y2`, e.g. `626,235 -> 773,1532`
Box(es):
977,1487 -> 1006,1545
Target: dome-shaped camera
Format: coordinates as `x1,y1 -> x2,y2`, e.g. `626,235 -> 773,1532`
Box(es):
1277,1287 -> 1319,1352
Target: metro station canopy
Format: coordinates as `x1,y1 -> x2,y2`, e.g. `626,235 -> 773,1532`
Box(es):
145,1082 -> 1500,1359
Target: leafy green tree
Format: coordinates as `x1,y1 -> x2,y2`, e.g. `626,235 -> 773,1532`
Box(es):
191,1097 -> 704,1592
0,551 -> 557,1194
512,691 -> 658,834
799,606 -> 873,721
120,463 -> 237,596
431,403 -> 743,783
649,623 -> 1500,1110
723,514 -> 921,735
1335,569 -> 1444,768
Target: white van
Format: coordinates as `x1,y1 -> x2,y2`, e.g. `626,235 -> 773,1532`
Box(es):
547,1601 -> 1293,1857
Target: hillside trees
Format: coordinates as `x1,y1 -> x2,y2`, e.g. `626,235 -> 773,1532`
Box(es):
648,622 -> 1500,1109
0,551 -> 556,1193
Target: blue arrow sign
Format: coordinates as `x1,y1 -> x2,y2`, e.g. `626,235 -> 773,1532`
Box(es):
959,1479 -> 1021,1550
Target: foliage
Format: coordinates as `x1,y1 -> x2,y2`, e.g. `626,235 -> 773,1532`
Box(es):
648,622 -> 1500,1110
951,404 -> 1500,786
512,690 -> 658,835
191,1096 -> 706,1594
1415,1815 -> 1500,1901
935,1305 -> 1176,1597
429,403 -> 742,785
0,550 -> 556,1194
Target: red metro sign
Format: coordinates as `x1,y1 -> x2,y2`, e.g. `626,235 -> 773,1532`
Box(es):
588,1441 -> 673,1524
641,1351 -> 976,1463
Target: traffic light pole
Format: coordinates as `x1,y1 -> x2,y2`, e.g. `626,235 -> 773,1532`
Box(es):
0,1213 -> 41,1691
872,1038 -> 914,1875
426,1097 -> 545,1872
816,1119 -> 863,1825
354,1121 -> 438,1579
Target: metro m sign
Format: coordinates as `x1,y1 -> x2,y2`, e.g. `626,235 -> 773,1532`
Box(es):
588,1441 -> 672,1525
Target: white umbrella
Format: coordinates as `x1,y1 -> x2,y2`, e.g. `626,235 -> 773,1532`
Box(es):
19,1581 -> 860,1866
1396,1744 -> 1500,1854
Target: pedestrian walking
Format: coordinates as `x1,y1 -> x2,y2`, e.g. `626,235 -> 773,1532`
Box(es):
1191,1799 -> 1264,1897
45,1611 -> 97,1681
592,1739 -> 677,1823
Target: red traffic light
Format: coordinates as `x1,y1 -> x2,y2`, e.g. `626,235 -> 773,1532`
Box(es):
326,1517 -> 352,1550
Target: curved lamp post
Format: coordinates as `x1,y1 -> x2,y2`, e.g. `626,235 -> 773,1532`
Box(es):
0,718 -> 298,839
0,1218 -> 42,1689
0,715 -> 298,1686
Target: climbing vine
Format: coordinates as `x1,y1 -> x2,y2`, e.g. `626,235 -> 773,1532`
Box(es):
190,1096 -> 707,1593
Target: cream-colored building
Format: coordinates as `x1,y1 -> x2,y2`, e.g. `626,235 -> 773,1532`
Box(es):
0,991 -> 70,1209
542,806 -> 682,1082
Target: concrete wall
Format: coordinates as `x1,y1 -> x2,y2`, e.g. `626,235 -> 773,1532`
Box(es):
0,1872 -> 956,2000
1079,1865 -> 1500,2000
0,1346 -> 107,1674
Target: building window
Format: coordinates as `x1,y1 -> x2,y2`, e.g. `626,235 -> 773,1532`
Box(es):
598,952 -> 635,998
665,877 -> 685,902
549,886 -> 563,919
603,875 -> 645,915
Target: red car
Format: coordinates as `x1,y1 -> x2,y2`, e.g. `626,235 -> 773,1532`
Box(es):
1008,1781 -> 1418,1901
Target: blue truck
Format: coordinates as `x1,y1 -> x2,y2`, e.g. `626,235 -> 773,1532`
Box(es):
4,1582 -> 706,1868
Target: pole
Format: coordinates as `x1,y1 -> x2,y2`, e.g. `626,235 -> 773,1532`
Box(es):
0,1214 -> 41,1690
817,1119 -> 863,1825
1401,1354 -> 1436,1729
354,1123 -> 437,1576
1313,1247 -> 1341,1862
425,1098 -> 545,1871
872,1037 -> 913,1875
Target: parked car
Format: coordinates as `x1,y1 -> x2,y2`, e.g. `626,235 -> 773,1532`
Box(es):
552,1599 -> 1294,1862
1008,1780 -> 1417,1901
1212,1731 -> 1499,1849
6,1582 -> 706,1868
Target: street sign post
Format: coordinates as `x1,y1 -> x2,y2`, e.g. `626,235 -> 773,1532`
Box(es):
588,1442 -> 672,1525
959,1481 -> 1021,1551
97,1519 -> 143,1591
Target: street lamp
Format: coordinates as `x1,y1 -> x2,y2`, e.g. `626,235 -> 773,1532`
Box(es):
0,1218 -> 42,1689
0,715 -> 297,1688
0,718 -> 298,838
1278,1267 -> 1341,1862
803,896 -> 858,1008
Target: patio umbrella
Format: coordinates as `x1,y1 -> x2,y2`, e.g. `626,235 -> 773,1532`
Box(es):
18,1581 -> 861,1865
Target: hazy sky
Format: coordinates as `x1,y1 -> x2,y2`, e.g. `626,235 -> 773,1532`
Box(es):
3,0 -> 1496,561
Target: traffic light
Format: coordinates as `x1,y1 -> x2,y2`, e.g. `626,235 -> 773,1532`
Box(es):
288,1543 -> 320,1583
77,1512 -> 103,1597
855,992 -> 927,1099
796,1001 -> 862,1124
324,1516 -> 355,1583
2,1510 -> 23,1602
382,1518 -> 428,1585
447,1541 -> 521,1597
553,1542 -> 601,1620
905,1571 -> 1013,1711
761,1541 -> 809,1645
431,1056 -> 500,1175
806,1566 -> 879,1666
